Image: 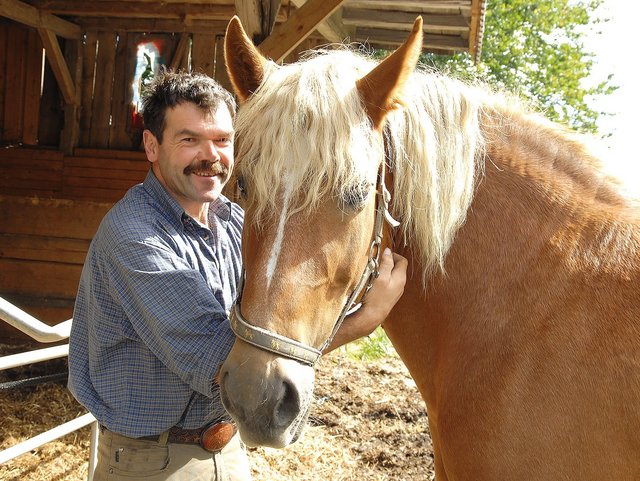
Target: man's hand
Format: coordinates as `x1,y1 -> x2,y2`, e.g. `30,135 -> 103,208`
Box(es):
324,248 -> 408,353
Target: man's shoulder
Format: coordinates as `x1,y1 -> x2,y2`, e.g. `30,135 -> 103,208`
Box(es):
97,184 -> 168,244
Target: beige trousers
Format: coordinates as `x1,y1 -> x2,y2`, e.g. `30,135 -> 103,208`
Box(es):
93,427 -> 252,481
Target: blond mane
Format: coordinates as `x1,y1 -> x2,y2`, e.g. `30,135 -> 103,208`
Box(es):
233,47 -> 506,280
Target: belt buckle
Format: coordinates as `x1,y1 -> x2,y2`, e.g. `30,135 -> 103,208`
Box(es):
200,422 -> 236,452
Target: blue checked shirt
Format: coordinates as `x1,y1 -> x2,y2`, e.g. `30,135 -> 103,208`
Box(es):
68,170 -> 243,438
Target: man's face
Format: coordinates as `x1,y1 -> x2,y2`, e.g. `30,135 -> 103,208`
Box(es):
144,102 -> 234,215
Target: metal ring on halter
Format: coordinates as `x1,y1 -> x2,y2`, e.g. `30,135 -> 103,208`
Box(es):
229,159 -> 399,365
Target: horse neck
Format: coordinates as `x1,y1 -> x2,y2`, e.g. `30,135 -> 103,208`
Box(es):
385,106 -> 640,403
443,108 -> 639,301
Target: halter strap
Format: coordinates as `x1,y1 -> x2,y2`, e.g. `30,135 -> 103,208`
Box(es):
229,160 -> 398,366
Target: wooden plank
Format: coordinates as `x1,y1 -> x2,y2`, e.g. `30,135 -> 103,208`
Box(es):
0,233 -> 89,264
191,33 -> 215,76
345,0 -> 472,14
0,147 -> 64,160
79,18 -> 229,35
109,31 -> 133,150
0,24 -> 7,141
79,31 -> 98,147
214,35 -> 234,94
0,172 -> 62,191
64,175 -> 143,191
89,31 -> 117,148
234,0 -> 281,43
468,0 -> 485,61
357,27 -> 467,50
235,0 -> 262,43
3,22 -> 26,142
22,29 -> 44,145
0,187 -> 59,197
0,195 -> 111,239
60,186 -> 129,202
0,0 -> 81,39
32,1 -> 237,20
0,258 -> 83,298
0,161 -> 63,178
290,0 -> 350,43
342,9 -> 469,33
0,156 -> 63,170
38,28 -> 76,104
73,147 -> 147,160
170,32 -> 190,71
65,156 -> 148,172
60,37 -> 83,154
258,0 -> 345,62
37,58 -> 64,147
63,166 -> 147,182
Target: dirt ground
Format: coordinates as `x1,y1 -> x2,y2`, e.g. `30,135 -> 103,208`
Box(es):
0,348 -> 434,481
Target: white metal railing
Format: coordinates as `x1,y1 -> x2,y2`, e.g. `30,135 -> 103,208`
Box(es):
0,296 -> 97,480
0,296 -> 71,342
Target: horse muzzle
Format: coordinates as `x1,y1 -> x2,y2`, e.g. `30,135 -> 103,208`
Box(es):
219,342 -> 315,448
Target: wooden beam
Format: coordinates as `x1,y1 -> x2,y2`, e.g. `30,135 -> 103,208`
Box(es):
88,31 -> 117,148
259,0 -> 345,62
38,28 -> 76,104
0,0 -> 81,39
191,33 -> 216,76
469,0 -> 486,61
357,27 -> 467,51
214,35 -> 234,94
60,38 -> 83,154
22,29 -> 43,145
80,18 -> 229,34
32,1 -> 237,20
235,0 -> 282,44
343,9 -> 469,33
170,33 -> 191,70
345,0 -> 472,15
290,0 -> 351,43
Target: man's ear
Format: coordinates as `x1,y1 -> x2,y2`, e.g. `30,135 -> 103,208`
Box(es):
143,130 -> 159,163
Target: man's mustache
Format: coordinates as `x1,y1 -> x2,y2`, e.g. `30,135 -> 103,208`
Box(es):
184,160 -> 229,176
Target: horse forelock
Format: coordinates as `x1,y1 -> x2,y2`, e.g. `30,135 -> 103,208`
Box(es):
233,47 -> 490,282
234,49 -> 383,223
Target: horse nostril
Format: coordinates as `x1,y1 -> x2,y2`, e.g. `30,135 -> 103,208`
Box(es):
274,379 -> 301,428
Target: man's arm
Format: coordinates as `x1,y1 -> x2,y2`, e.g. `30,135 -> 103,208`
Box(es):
323,248 -> 408,353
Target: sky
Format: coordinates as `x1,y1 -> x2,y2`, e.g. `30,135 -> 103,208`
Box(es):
582,0 -> 640,192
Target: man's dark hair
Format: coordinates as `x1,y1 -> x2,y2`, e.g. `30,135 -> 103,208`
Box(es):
141,70 -> 237,143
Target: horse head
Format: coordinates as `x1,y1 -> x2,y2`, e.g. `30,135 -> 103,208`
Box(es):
219,16 -> 422,448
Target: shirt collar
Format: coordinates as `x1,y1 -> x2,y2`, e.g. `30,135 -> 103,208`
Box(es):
143,170 -> 233,228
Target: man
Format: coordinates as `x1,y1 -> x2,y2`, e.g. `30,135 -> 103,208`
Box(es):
68,70 -> 407,481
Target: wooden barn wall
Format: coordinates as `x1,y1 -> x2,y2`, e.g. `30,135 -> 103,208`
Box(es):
0,147 -> 148,339
0,19 -> 232,151
0,18 -> 318,340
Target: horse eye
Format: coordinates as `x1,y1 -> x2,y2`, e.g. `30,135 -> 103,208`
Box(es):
340,182 -> 372,211
237,176 -> 248,199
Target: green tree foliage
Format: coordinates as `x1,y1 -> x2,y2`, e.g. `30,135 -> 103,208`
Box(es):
421,0 -> 617,134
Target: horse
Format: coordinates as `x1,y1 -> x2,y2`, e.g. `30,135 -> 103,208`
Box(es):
219,16 -> 640,481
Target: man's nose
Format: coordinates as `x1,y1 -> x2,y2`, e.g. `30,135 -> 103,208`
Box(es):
201,140 -> 220,161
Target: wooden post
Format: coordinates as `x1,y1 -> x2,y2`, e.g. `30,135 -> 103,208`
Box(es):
60,39 -> 83,154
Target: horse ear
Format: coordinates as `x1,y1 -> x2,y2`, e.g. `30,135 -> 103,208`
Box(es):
356,17 -> 423,129
224,16 -> 267,102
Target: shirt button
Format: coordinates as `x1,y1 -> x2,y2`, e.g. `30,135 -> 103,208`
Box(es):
204,234 -> 210,241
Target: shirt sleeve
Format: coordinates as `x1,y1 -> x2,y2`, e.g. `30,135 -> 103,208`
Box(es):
104,237 -> 236,398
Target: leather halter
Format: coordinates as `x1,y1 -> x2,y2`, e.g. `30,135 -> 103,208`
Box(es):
229,160 -> 399,366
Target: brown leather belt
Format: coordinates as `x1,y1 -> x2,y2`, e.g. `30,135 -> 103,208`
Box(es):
141,421 -> 236,452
